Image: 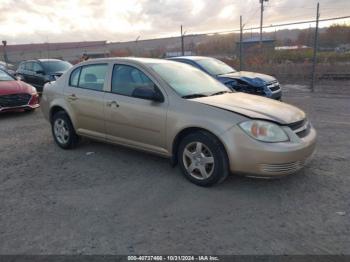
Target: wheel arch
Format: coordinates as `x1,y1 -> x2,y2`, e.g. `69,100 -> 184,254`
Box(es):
49,105 -> 75,129
171,127 -> 229,166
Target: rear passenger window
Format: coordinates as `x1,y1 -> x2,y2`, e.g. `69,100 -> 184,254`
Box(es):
77,64 -> 107,91
69,67 -> 81,87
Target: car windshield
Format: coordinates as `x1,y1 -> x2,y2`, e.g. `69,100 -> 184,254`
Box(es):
41,60 -> 72,73
0,70 -> 15,81
196,58 -> 236,76
150,61 -> 230,97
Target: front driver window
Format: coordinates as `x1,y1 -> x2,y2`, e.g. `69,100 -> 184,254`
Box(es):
111,64 -> 156,97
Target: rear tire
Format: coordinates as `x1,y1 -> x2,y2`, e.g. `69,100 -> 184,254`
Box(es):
178,131 -> 229,187
51,111 -> 79,149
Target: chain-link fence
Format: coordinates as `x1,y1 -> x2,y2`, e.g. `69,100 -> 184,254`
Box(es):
232,17 -> 350,93
1,10 -> 349,95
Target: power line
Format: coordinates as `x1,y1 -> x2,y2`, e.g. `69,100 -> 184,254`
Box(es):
196,15 -> 350,35
247,15 -> 350,31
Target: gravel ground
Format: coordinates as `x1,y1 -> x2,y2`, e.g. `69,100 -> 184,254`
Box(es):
0,82 -> 349,255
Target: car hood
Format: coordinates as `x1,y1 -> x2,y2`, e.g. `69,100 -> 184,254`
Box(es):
192,93 -> 305,124
219,71 -> 276,83
0,80 -> 34,95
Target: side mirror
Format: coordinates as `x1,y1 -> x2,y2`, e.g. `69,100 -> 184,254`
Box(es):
35,70 -> 45,75
132,86 -> 164,102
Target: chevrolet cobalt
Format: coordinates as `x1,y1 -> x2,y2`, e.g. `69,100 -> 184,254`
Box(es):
41,58 -> 316,186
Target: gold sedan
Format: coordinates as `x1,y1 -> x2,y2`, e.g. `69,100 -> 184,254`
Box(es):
41,58 -> 316,186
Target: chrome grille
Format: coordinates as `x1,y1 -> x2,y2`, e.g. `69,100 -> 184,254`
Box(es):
0,93 -> 31,108
260,161 -> 305,174
266,81 -> 280,92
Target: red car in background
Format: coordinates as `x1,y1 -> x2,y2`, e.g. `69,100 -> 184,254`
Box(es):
0,69 -> 40,113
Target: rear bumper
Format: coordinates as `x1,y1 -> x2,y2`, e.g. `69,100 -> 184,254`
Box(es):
220,125 -> 317,177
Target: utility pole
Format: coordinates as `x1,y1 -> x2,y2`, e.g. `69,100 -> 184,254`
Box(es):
2,40 -> 8,67
135,35 -> 140,57
181,25 -> 185,56
239,15 -> 243,71
260,0 -> 268,44
46,36 -> 50,59
311,2 -> 320,92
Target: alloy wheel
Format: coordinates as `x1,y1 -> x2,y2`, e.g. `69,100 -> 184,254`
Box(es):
54,118 -> 70,144
182,141 -> 215,180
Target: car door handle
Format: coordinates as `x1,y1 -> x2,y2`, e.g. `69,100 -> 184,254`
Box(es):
107,100 -> 119,107
67,94 -> 78,101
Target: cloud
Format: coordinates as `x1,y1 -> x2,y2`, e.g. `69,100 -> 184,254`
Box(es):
0,0 -> 349,44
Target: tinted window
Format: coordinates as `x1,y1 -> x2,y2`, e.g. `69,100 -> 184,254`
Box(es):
78,64 -> 107,91
18,63 -> 25,70
111,65 -> 155,97
0,70 -> 15,81
33,62 -> 43,72
25,62 -> 33,71
69,67 -> 81,87
41,60 -> 72,73
150,61 -> 229,97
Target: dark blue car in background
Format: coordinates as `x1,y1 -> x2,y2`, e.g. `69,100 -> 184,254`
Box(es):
168,56 -> 282,100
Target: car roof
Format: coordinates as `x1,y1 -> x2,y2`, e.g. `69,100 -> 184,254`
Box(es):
37,59 -> 64,62
21,59 -> 64,63
168,56 -> 211,61
77,57 -> 178,66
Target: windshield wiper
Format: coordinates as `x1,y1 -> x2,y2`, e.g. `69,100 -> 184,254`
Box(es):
209,91 -> 231,96
182,93 -> 208,99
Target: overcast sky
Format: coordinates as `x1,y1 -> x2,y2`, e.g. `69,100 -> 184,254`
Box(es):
0,0 -> 349,44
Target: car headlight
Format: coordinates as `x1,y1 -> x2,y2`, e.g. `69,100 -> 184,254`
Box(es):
239,120 -> 289,142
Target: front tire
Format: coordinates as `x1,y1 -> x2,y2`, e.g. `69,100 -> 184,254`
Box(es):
51,111 -> 79,149
178,131 -> 229,187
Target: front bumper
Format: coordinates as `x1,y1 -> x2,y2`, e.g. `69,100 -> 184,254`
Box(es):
220,125 -> 316,177
0,104 -> 39,112
265,81 -> 282,100
268,89 -> 282,100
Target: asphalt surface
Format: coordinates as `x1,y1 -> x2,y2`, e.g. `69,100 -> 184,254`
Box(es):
0,83 -> 349,255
